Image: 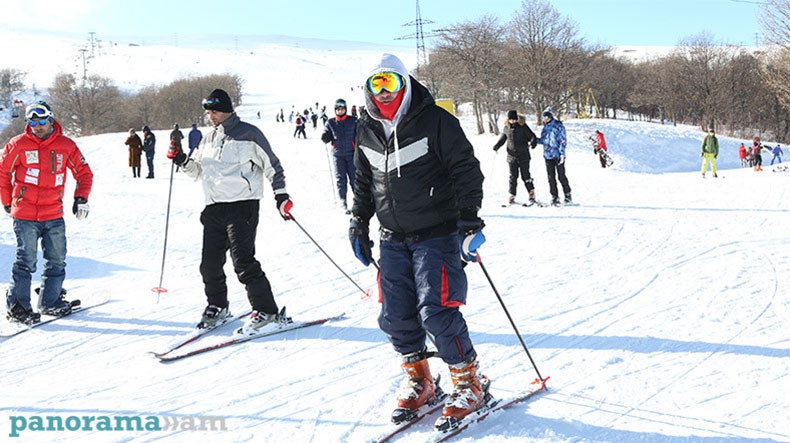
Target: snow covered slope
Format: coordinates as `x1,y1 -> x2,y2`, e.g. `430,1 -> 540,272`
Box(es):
0,33 -> 788,443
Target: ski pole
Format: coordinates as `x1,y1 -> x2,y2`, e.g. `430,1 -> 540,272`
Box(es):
324,143 -> 338,205
476,253 -> 546,383
290,214 -> 369,297
152,161 -> 176,303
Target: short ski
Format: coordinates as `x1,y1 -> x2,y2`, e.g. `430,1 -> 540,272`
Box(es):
157,312 -> 345,362
0,295 -> 110,338
370,380 -> 448,443
429,378 -> 549,443
150,310 -> 251,358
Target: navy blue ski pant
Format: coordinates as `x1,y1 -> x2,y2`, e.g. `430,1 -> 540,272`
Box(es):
334,154 -> 355,202
378,233 -> 476,365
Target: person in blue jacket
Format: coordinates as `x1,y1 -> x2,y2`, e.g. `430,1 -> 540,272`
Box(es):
188,123 -> 202,158
321,98 -> 358,213
537,107 -> 571,205
771,144 -> 783,165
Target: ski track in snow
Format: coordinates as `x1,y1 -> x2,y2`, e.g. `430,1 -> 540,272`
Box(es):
1,35 -> 789,443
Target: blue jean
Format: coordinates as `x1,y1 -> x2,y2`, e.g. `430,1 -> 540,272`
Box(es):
146,151 -> 155,177
771,155 -> 781,165
378,233 -> 476,365
6,217 -> 67,311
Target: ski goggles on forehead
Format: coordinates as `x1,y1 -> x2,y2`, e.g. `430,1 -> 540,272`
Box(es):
335,102 -> 346,109
25,104 -> 53,121
202,97 -> 221,109
367,72 -> 404,95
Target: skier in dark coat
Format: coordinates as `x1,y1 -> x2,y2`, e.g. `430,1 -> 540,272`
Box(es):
188,124 -> 202,158
141,125 -> 156,178
321,98 -> 357,212
493,110 -> 538,205
349,53 -> 489,431
170,124 -> 184,148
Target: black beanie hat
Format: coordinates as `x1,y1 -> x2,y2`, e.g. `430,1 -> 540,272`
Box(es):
203,89 -> 234,113
507,110 -> 518,120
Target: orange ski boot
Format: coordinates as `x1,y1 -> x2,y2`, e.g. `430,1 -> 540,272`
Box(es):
391,353 -> 441,424
434,357 -> 492,432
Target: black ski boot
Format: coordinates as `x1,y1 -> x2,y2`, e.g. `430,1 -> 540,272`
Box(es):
6,302 -> 41,325
36,287 -> 77,317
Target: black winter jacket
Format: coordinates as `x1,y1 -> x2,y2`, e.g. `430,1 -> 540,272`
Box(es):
493,119 -> 537,161
352,78 -> 483,237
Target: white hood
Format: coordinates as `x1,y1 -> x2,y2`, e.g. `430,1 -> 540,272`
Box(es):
364,53 -> 413,177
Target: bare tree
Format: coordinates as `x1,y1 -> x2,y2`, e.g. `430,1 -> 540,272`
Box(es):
0,68 -> 26,105
433,16 -> 507,134
509,0 -> 588,124
759,0 -> 790,47
49,73 -> 125,136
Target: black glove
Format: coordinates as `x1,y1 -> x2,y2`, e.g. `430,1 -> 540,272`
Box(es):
72,197 -> 89,220
3,205 -> 10,215
321,132 -> 333,144
493,146 -> 499,152
275,193 -> 293,220
349,216 -> 373,266
530,139 -> 537,149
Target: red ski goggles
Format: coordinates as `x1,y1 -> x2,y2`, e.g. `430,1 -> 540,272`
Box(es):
367,71 -> 405,95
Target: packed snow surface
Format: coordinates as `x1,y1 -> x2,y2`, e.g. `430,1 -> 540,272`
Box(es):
0,31 -> 788,443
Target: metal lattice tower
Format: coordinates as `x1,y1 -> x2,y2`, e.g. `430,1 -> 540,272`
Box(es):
395,0 -> 436,68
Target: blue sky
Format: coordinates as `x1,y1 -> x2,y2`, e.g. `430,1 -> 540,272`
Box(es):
3,0 -> 765,47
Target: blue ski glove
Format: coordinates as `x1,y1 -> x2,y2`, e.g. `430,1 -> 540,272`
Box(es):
458,207 -> 485,263
349,216 -> 374,267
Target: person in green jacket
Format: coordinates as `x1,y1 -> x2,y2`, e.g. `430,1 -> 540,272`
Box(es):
701,128 -> 719,178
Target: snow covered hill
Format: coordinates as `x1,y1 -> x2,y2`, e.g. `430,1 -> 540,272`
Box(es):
1,32 -> 789,443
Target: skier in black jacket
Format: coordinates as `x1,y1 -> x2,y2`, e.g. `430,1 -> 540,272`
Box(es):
349,53 -> 489,432
493,110 -> 538,205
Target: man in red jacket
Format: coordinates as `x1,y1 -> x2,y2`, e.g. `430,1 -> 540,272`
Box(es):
0,101 -> 93,324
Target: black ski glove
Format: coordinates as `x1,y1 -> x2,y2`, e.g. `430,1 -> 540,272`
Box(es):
321,132 -> 333,144
349,216 -> 374,267
167,142 -> 187,166
3,205 -> 10,215
72,197 -> 89,220
275,193 -> 293,220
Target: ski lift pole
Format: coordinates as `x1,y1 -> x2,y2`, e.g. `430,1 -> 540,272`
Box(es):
324,143 -> 338,205
476,253 -> 546,383
153,161 -> 176,303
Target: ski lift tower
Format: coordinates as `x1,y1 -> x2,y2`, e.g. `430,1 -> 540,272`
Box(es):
395,0 -> 435,69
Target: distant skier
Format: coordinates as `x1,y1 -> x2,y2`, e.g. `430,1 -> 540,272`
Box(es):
170,124 -> 184,149
141,125 -> 156,178
279,109 -> 284,123
738,143 -> 748,168
752,140 -> 765,171
590,130 -> 609,168
320,98 -> 357,213
351,105 -> 358,117
1,101 -> 93,324
770,144 -> 783,165
700,128 -> 718,178
167,88 -> 293,335
188,123 -> 202,158
294,115 -> 307,139
350,54 -> 490,432
288,111 -> 294,123
492,110 -> 538,205
320,110 -> 328,125
310,111 -> 318,129
125,128 -> 143,178
537,107 -> 572,206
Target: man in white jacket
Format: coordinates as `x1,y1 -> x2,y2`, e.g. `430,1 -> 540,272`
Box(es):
169,89 -> 293,335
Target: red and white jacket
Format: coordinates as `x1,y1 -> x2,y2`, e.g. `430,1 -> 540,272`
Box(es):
0,120 -> 93,221
594,132 -> 608,151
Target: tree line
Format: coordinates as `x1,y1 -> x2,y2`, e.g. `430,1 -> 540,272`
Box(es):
1,72 -> 243,145
418,0 -> 790,142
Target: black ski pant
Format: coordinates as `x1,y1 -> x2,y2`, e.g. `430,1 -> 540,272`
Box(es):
507,155 -> 534,197
294,126 -> 306,138
545,158 -> 571,200
199,200 -> 278,314
599,151 -> 608,168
